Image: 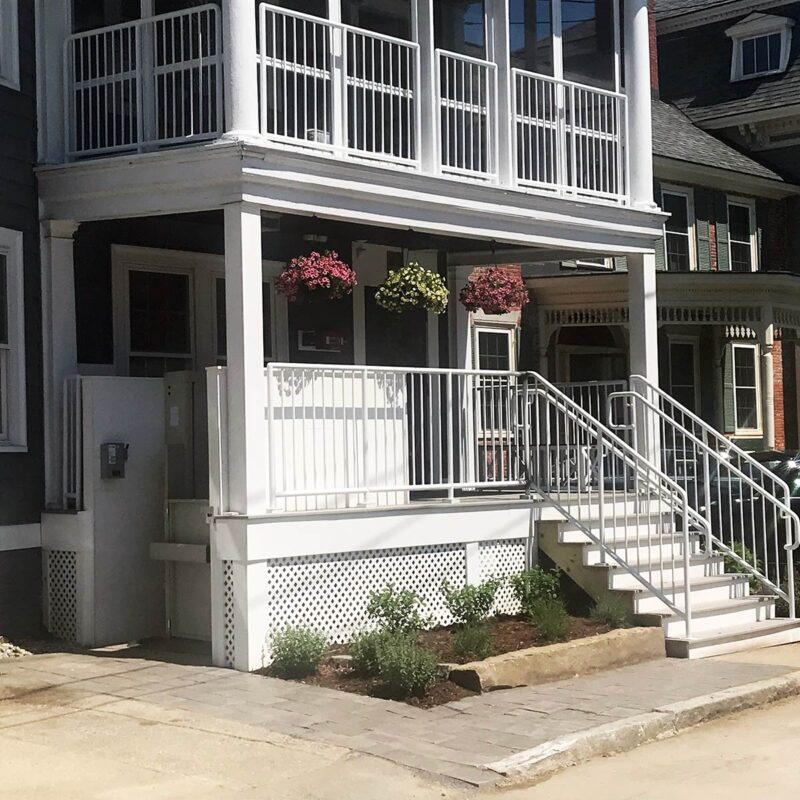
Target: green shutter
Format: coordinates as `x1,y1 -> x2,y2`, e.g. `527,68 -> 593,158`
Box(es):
715,192 -> 731,272
654,180 -> 667,271
756,200 -> 767,270
722,342 -> 735,433
694,189 -> 712,271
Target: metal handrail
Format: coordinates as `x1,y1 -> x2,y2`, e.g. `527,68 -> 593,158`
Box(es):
612,375 -> 797,617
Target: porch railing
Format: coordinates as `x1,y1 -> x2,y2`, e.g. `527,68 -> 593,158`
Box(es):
555,380 -> 628,425
62,376 -> 83,511
64,5 -> 223,158
609,376 -> 798,616
513,69 -> 628,202
257,3 -> 421,167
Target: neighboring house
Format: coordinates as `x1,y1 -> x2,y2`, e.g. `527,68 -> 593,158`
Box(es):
32,1 -> 799,666
0,0 -> 43,637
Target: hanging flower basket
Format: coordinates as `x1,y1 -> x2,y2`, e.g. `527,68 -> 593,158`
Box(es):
374,262 -> 449,315
276,251 -> 357,303
459,267 -> 529,315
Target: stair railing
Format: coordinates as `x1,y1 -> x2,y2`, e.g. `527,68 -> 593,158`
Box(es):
609,376 -> 797,618
523,373 -> 712,638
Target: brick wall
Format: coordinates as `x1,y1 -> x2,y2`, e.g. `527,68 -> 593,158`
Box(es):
774,338 -> 785,451
709,222 -> 718,270
649,0 -> 659,93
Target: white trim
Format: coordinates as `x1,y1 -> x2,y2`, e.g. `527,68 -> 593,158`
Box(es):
726,14 -> 794,82
726,195 -> 758,273
732,341 -> 762,436
659,0 -> 786,35
660,184 -> 697,272
667,334 -> 701,411
0,0 -> 20,91
0,523 -> 41,551
0,227 -> 26,450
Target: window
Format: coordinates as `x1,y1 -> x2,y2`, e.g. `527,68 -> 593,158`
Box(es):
0,0 -> 19,90
732,343 -> 760,434
727,14 -> 794,82
128,269 -> 193,377
473,326 -> 515,432
0,227 -> 25,449
727,198 -> 757,272
661,188 -> 694,272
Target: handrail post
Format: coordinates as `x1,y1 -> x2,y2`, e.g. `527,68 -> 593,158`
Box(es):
597,420 -> 606,564
447,372 -> 455,501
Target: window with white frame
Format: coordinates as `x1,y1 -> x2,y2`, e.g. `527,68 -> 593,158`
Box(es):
661,187 -> 695,272
727,14 -> 794,82
0,0 -> 20,90
473,326 -> 515,432
0,227 -> 26,448
727,198 -> 757,272
732,343 -> 761,434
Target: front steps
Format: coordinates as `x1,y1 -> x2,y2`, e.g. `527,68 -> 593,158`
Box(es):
539,510 -> 800,659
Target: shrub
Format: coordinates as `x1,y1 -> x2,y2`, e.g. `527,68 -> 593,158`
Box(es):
528,597 -> 570,643
510,567 -> 561,617
774,570 -> 800,618
367,585 -> 430,635
270,627 -> 327,678
376,635 -> 439,699
590,595 -> 632,629
349,629 -> 398,677
441,578 -> 501,626
453,622 -> 493,662
723,542 -> 761,593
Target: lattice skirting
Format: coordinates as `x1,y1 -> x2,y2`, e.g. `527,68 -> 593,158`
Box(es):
222,560 -> 236,668
46,550 -> 78,642
256,538 -> 528,647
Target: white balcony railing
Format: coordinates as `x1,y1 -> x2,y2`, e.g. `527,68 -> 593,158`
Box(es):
64,6 -> 630,204
64,5 -> 223,158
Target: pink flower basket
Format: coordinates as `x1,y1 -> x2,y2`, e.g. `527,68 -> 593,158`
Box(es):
276,251 -> 357,302
459,267 -> 529,315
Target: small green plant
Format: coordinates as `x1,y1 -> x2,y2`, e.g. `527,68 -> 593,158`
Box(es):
590,595 -> 632,629
270,627 -> 327,678
376,635 -> 439,698
510,566 -> 561,616
723,542 -> 761,592
441,578 -> 501,626
528,597 -> 570,643
349,629 -> 399,677
367,585 -> 431,635
453,622 -> 493,662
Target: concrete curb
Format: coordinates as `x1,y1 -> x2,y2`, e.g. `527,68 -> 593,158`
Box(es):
483,669 -> 800,786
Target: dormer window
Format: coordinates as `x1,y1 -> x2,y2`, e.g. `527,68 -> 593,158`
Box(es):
726,13 -> 794,82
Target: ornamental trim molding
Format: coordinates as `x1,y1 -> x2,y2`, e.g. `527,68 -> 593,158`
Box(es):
543,305 -> 766,329
543,307 -> 629,326
659,305 -> 762,324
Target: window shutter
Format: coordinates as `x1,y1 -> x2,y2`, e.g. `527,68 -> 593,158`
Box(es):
756,200 -> 767,270
715,193 -> 731,271
722,342 -> 735,433
694,189 -> 712,271
654,180 -> 666,271
613,256 -> 628,271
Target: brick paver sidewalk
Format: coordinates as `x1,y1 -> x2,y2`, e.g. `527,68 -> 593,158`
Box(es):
0,652 -> 793,786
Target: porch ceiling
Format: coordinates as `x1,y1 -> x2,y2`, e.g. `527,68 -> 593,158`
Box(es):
37,140 -> 666,256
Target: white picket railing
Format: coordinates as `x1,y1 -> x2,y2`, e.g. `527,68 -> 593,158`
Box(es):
514,69 -> 628,202
257,3 -> 421,166
436,50 -> 498,180
609,376 -> 798,616
62,376 -> 83,511
64,5 -> 223,158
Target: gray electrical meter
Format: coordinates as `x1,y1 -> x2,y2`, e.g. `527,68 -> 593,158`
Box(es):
100,443 -> 128,479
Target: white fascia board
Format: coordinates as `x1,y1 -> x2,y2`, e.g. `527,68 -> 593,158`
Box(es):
658,0 -> 781,35
654,156 -> 798,199
698,103 -> 800,131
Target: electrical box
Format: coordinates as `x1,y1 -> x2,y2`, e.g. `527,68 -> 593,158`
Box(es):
100,442 -> 128,479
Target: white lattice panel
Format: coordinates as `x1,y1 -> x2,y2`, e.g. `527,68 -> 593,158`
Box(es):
263,544 -> 467,643
47,550 -> 77,641
222,561 -> 235,668
479,539 -> 526,615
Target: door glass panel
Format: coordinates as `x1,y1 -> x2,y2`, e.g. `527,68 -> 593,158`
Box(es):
342,0 -> 412,39
73,0 -> 140,33
669,342 -> 697,412
560,0 -> 615,89
435,0 -> 486,56
510,0 -> 553,75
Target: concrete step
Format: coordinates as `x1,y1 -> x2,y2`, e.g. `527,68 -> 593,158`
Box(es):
632,574 -> 751,615
583,538 -> 701,567
662,595 -> 776,638
666,618 -> 800,659
603,555 -> 724,590
560,518 -> 678,545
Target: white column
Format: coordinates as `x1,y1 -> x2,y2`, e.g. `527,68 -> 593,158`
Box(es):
41,219 -> 79,509
624,0 -> 655,210
36,0 -> 72,162
224,202 -> 268,516
415,0 -> 439,173
759,310 -> 776,449
223,0 -> 260,138
488,0 -> 513,186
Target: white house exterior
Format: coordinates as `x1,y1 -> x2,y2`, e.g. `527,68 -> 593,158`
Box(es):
32,0 -> 800,669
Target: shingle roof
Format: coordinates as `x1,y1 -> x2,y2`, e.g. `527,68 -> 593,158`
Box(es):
651,98 -> 785,181
655,0 -> 738,22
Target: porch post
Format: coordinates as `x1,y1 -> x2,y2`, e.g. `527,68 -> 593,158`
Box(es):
415,0 -> 438,173
224,202 -> 268,516
41,219 -> 79,509
223,0 -> 260,138
624,0 -> 655,210
759,309 -> 776,449
487,0 -> 513,186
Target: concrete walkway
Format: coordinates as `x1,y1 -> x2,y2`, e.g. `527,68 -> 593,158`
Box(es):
2,645 -> 799,790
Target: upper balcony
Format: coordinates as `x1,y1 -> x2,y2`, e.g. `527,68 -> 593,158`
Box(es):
60,1 -> 631,206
